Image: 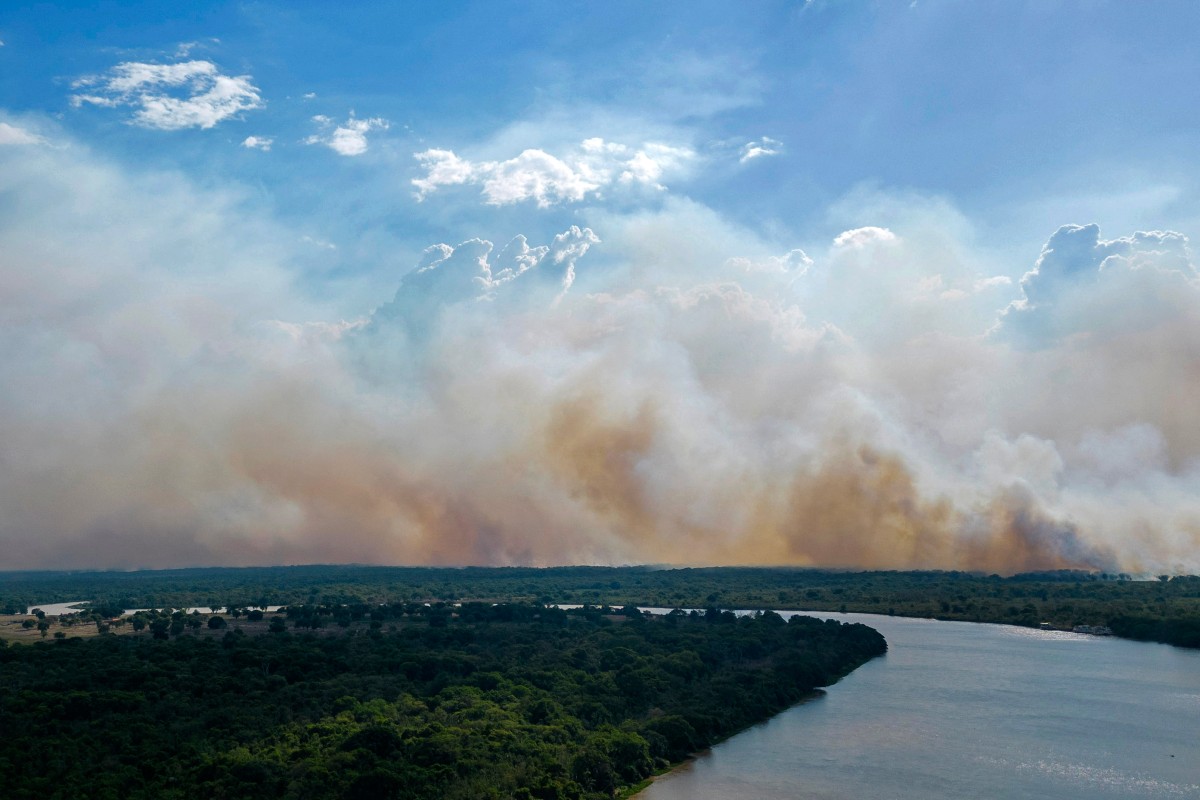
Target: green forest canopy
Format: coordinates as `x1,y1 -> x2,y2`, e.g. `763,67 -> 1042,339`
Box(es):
0,602 -> 885,800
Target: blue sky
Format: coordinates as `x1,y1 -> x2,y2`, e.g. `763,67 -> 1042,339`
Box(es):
7,1 -> 1199,299
3,2 -> 1200,571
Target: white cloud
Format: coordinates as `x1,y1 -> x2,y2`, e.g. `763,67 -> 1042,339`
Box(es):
371,226 -> 599,336
832,226 -> 898,249
483,149 -> 599,206
71,59 -> 262,130
0,122 -> 46,146
739,136 -> 782,164
305,113 -> 388,156
411,149 -> 474,193
241,135 -> 273,151
997,223 -> 1198,345
549,225 -> 602,298
412,138 -> 694,207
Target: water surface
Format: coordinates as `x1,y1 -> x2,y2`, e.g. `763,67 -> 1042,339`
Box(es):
638,612 -> 1200,799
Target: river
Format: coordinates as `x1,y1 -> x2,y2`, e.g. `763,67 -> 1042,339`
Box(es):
637,612 -> 1200,799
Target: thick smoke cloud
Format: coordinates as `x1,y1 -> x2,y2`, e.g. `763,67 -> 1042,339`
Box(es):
2,135 -> 1198,573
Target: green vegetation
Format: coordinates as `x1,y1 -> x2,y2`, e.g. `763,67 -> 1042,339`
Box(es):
3,565 -> 1198,648
3,564 -> 1195,797
0,602 -> 885,799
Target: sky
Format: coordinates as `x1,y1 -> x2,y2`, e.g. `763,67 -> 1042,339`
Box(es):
2,1 -> 1200,573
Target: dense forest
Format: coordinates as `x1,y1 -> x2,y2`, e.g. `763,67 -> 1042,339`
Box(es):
3,565 -> 1199,648
0,602 -> 885,799
2,565 -> 1196,797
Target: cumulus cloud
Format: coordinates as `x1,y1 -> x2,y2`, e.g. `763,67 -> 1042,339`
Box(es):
998,223 -> 1197,345
71,59 -> 262,129
3,134 -> 1200,574
739,136 -> 781,163
412,137 -> 694,207
0,121 -> 46,146
371,226 -> 599,338
241,135 -> 273,151
305,113 -> 388,156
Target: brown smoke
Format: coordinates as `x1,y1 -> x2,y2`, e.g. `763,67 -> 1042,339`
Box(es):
0,138 -> 1195,573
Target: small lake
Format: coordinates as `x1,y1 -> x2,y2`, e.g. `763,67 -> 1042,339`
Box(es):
638,612 -> 1200,799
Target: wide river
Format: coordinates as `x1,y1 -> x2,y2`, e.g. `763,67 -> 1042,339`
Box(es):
637,612 -> 1200,799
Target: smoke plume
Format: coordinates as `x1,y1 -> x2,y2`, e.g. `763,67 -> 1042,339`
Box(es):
2,133 -> 1198,573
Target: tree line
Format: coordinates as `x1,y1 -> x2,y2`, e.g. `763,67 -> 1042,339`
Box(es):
4,565 -> 1197,648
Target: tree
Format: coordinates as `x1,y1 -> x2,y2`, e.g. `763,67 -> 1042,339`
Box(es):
151,619 -> 171,640
208,616 -> 227,630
